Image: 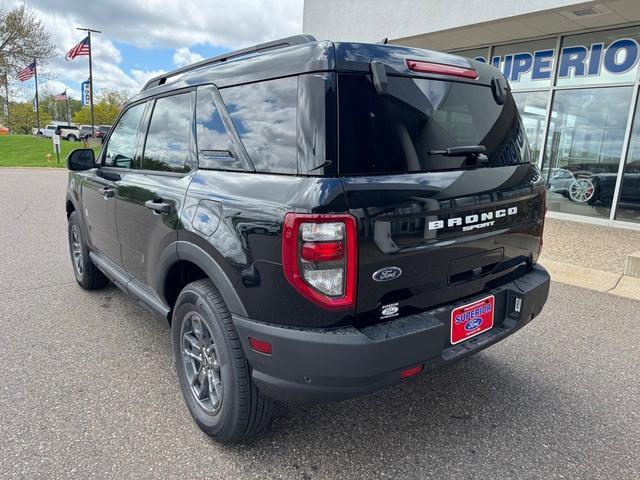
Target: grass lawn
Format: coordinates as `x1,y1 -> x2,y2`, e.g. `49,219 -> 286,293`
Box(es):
0,134 -> 100,168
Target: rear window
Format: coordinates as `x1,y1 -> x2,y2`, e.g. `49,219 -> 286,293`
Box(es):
338,74 -> 529,175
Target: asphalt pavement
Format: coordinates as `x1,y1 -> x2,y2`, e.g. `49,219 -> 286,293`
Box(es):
0,168 -> 638,479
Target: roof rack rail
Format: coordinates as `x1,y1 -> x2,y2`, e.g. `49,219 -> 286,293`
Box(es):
141,35 -> 317,91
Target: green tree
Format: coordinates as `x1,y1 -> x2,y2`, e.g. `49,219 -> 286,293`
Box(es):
72,90 -> 127,125
0,4 -> 55,74
39,94 -> 83,124
8,101 -> 51,133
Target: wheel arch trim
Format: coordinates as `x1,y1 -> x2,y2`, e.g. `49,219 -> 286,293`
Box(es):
155,241 -> 248,317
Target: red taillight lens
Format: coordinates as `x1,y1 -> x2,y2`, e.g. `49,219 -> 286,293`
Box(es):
406,59 -> 478,79
282,213 -> 357,310
301,241 -> 344,262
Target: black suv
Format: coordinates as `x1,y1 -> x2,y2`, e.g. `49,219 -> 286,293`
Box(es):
65,35 -> 550,443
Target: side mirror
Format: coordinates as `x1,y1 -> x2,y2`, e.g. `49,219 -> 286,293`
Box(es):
67,148 -> 96,171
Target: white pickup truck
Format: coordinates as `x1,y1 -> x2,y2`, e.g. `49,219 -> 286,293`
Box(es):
33,124 -> 80,141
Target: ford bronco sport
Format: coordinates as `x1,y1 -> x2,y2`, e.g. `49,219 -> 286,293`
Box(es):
65,35 -> 550,443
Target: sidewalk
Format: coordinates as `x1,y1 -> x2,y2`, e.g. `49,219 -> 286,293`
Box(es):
540,218 -> 640,301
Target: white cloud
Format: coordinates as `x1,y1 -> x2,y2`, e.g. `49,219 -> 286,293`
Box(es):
39,80 -> 80,100
24,0 -> 304,50
6,0 -> 303,98
173,47 -> 204,67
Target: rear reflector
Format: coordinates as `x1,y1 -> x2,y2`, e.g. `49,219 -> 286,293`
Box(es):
400,364 -> 424,379
249,337 -> 272,355
406,59 -> 478,79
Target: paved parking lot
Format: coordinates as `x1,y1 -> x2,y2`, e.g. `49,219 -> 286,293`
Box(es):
1,168 -> 639,479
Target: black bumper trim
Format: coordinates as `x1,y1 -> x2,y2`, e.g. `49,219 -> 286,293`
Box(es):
233,265 -> 550,404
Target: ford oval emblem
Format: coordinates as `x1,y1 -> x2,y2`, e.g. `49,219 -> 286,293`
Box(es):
372,267 -> 402,282
381,306 -> 399,316
465,317 -> 483,331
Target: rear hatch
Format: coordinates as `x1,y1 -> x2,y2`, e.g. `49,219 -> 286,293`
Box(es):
337,64 -> 546,326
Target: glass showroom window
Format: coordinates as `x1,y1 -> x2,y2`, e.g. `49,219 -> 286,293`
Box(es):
512,91 -> 549,162
616,90 -> 640,224
542,86 -> 633,220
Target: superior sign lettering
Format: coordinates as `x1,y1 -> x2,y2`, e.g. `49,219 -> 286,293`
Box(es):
474,37 -> 640,83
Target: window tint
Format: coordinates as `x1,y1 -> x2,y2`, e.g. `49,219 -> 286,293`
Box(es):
220,77 -> 297,174
338,74 -> 528,175
142,93 -> 193,173
195,86 -> 244,171
104,102 -> 145,168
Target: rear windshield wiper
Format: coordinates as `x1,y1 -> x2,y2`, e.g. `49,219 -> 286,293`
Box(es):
428,145 -> 486,157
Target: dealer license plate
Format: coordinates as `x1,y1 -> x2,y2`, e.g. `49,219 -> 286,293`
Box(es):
450,295 -> 495,345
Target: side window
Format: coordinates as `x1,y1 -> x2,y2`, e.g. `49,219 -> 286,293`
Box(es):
195,86 -> 244,171
220,77 -> 297,174
104,103 -> 145,168
142,92 -> 193,173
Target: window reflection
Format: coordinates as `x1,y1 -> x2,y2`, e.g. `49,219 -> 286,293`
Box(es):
143,93 -> 192,173
616,90 -> 640,224
512,91 -> 548,163
542,86 -> 632,219
105,103 -> 145,168
196,86 -> 243,171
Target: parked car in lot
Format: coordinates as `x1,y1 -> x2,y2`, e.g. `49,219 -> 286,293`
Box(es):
94,125 -> 111,139
64,35 -> 550,443
55,125 -> 80,142
78,125 -> 93,140
33,124 -> 57,137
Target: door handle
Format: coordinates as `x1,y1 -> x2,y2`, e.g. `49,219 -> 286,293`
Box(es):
100,186 -> 115,199
145,199 -> 173,214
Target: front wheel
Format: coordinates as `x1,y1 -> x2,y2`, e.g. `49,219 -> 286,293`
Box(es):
172,279 -> 275,443
67,134 -> 77,142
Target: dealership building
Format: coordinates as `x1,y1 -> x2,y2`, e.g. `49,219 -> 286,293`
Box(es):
304,0 -> 640,228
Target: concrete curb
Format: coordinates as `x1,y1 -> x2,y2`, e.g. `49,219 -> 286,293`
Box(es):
540,258 -> 640,301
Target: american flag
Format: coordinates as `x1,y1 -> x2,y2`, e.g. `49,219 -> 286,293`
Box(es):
53,91 -> 68,101
17,62 -> 36,81
65,36 -> 90,60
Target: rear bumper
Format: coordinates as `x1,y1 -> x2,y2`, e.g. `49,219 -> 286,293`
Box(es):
233,265 -> 550,404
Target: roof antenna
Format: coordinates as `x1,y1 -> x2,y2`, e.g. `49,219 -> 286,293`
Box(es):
379,37 -> 388,44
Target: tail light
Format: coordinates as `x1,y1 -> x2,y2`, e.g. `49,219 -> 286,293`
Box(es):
406,59 -> 478,79
282,213 -> 357,310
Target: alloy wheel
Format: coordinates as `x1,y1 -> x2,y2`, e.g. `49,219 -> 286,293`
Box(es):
181,312 -> 223,414
569,178 -> 595,203
71,224 -> 83,275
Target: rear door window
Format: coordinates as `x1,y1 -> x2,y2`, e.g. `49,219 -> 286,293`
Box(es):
142,92 -> 194,173
338,74 -> 529,175
220,77 -> 298,174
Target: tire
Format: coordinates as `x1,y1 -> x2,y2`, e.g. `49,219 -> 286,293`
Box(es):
67,211 -> 110,290
172,279 -> 275,443
67,134 -> 77,142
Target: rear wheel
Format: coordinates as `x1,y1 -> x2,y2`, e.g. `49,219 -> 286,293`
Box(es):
172,279 -> 275,443
67,211 -> 110,290
67,134 -> 77,142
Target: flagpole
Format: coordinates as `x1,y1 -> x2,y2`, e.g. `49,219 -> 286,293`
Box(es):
3,73 -> 9,130
65,89 -> 71,126
77,27 -> 101,139
33,57 -> 40,131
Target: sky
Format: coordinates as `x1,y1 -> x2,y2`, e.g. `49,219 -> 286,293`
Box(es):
7,0 -> 304,101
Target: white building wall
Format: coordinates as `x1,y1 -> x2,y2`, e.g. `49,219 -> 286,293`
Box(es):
303,0 -> 594,43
